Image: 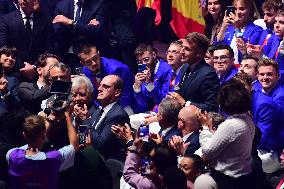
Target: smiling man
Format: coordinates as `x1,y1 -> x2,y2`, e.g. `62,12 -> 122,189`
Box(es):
78,44 -> 135,114
213,44 -> 238,86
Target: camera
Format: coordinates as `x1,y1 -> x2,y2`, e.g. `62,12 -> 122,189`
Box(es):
44,80 -> 72,115
138,64 -> 147,73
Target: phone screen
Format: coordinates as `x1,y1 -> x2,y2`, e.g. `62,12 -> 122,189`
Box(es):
141,156 -> 152,175
138,64 -> 147,73
49,80 -> 72,95
78,125 -> 88,144
139,125 -> 149,142
226,6 -> 235,16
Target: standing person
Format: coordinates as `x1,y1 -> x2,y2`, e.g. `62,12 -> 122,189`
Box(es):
52,0 -> 109,71
194,79 -> 257,189
0,0 -> 52,66
168,32 -> 220,112
6,114 -> 79,189
89,75 -> 130,161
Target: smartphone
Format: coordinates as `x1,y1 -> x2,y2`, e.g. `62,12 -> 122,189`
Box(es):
138,64 -> 147,73
226,6 -> 236,16
139,125 -> 149,142
141,156 -> 152,175
78,125 -> 88,144
75,67 -> 84,75
49,80 -> 72,95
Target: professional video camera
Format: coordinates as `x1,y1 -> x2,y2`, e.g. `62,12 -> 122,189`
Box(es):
44,80 -> 72,115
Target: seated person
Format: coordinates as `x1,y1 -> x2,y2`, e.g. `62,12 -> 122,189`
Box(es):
215,0 -> 263,64
70,75 -> 97,126
133,43 -> 172,112
6,114 -> 79,189
179,154 -> 204,188
168,105 -> 200,156
213,44 -> 238,85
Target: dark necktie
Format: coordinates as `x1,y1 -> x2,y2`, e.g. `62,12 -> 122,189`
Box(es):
25,16 -> 32,49
92,108 -> 104,129
74,1 -> 82,23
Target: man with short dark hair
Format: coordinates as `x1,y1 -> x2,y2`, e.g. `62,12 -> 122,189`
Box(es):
89,75 -> 130,160
168,32 -> 220,112
133,43 -> 172,112
213,44 -> 238,85
17,53 -> 60,114
156,97 -> 182,144
79,44 -> 135,114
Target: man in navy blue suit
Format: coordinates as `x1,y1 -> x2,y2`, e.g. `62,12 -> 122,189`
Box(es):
168,33 -> 220,112
52,0 -> 109,70
133,43 -> 172,112
168,105 -> 200,156
89,75 -> 130,161
78,44 -> 135,114
0,0 -> 52,73
155,97 -> 182,144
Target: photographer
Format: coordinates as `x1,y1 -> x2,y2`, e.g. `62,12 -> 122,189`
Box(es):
6,114 -> 79,189
18,53 -> 60,114
123,138 -> 178,189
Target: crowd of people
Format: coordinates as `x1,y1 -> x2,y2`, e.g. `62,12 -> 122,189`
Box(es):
0,0 -> 284,188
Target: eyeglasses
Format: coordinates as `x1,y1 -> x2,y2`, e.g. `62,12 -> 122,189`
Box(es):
81,54 -> 99,66
213,55 -> 230,63
137,57 -> 150,64
166,50 -> 180,56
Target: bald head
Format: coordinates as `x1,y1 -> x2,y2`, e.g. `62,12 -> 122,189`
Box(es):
178,105 -> 200,135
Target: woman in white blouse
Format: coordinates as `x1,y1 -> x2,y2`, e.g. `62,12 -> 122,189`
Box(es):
194,79 -> 257,189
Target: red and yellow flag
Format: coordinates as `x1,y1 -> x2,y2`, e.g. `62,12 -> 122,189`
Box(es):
136,0 -> 205,38
170,0 -> 205,38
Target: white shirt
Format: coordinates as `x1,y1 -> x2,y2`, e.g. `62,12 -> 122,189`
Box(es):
73,0 -> 84,20
19,7 -> 33,29
93,102 -> 117,129
161,126 -> 173,137
182,131 -> 194,143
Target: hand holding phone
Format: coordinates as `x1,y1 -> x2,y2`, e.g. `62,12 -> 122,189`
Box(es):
139,125 -> 149,142
78,125 -> 88,144
138,64 -> 147,73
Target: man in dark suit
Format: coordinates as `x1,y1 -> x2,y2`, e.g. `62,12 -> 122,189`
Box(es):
155,97 -> 182,144
169,105 -> 200,156
0,0 -> 52,66
52,0 -> 108,70
168,33 -> 220,112
0,0 -> 18,16
17,53 -> 60,114
79,44 -> 135,114
89,75 -> 130,161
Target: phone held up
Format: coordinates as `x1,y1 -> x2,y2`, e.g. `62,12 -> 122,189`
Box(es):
139,125 -> 149,142
226,6 -> 236,16
138,64 -> 147,73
